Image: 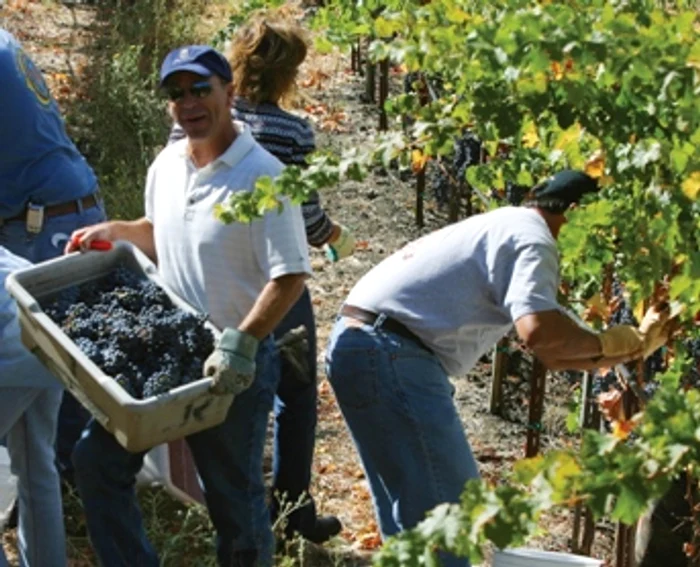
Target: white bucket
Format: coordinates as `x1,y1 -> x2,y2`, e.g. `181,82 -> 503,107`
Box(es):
493,548 -> 603,567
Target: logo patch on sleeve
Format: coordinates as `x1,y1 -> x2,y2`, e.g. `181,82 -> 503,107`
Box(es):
16,49 -> 53,107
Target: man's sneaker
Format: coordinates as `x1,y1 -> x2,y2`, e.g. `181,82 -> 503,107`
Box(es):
300,515 -> 342,544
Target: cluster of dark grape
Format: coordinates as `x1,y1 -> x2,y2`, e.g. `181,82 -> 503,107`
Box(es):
504,182 -> 530,206
591,368 -> 619,397
402,71 -> 421,96
426,134 -> 532,208
681,337 -> 700,390
402,71 -> 444,100
402,72 -> 486,206
427,131 -> 484,206
608,278 -> 637,326
42,267 -> 214,400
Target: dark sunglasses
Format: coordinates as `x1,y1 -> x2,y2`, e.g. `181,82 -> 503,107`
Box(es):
163,80 -> 213,102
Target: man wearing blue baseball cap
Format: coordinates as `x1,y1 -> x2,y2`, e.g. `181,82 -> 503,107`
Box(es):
326,170 -> 673,567
67,44 -> 311,567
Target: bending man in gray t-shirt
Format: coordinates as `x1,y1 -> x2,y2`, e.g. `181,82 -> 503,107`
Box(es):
325,170 -> 672,567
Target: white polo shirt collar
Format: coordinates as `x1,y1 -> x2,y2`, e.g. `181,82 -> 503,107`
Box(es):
177,120 -> 256,174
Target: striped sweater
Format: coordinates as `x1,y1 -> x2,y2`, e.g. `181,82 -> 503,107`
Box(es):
169,97 -> 334,247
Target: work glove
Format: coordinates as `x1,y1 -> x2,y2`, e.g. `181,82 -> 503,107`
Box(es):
598,325 -> 645,359
276,325 -> 310,383
324,224 -> 355,262
638,303 -> 672,358
204,328 -> 258,395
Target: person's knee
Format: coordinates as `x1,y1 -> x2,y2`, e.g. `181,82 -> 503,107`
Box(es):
70,430 -> 96,478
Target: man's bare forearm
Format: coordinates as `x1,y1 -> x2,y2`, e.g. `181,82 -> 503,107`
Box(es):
238,273 -> 307,340
537,352 -> 640,371
515,309 -> 641,371
112,218 -> 157,263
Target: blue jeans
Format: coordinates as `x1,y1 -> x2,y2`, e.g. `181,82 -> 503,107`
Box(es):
325,316 -> 479,567
0,199 -> 107,480
272,287 -> 319,533
71,339 -> 280,567
0,385 -> 65,567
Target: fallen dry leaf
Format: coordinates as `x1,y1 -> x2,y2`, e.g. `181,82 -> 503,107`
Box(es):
597,388 -> 625,422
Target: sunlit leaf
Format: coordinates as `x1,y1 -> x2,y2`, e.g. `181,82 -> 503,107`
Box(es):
681,171 -> 700,200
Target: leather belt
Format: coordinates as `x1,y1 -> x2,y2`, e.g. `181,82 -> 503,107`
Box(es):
340,304 -> 431,353
2,193 -> 100,224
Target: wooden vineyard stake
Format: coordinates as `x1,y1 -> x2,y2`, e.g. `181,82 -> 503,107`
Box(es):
525,357 -> 547,458
572,265 -> 612,558
448,176 -> 461,223
378,58 -> 389,131
571,372 -> 601,556
364,57 -> 376,102
351,38 -> 361,74
415,166 -> 425,228
412,73 -> 430,228
615,357 -> 643,567
489,337 -> 509,416
615,521 -> 637,567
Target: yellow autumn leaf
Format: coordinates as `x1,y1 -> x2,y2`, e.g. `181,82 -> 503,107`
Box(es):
445,5 -> 470,23
521,122 -> 539,148
681,171 -> 700,200
633,299 -> 645,322
583,293 -> 610,322
411,149 -> 428,173
612,419 -> 635,440
550,60 -> 563,81
598,175 -> 614,187
584,150 -> 606,179
374,16 -> 400,38
554,123 -> 582,151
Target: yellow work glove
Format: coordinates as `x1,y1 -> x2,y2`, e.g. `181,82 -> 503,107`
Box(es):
638,304 -> 672,358
324,224 -> 355,262
598,325 -> 645,359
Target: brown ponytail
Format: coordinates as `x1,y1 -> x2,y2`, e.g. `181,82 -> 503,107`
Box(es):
228,16 -> 308,105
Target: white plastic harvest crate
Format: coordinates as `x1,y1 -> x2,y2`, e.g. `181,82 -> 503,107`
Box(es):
5,241 -> 233,453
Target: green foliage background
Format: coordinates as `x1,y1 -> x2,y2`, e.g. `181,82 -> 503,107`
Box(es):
213,0 -> 700,563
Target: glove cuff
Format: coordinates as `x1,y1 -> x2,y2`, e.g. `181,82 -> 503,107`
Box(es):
219,328 -> 259,360
598,325 -> 644,358
325,224 -> 355,262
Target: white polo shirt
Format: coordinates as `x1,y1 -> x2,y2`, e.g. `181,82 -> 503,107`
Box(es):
145,121 -> 311,331
346,207 -> 561,375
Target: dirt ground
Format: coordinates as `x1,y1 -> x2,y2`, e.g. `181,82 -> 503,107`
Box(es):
1,1 -> 616,565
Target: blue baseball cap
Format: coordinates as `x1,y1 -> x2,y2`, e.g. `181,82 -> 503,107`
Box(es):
159,45 -> 232,86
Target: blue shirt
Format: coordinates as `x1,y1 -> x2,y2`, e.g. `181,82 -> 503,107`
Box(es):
0,29 -> 97,219
0,246 -> 60,388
